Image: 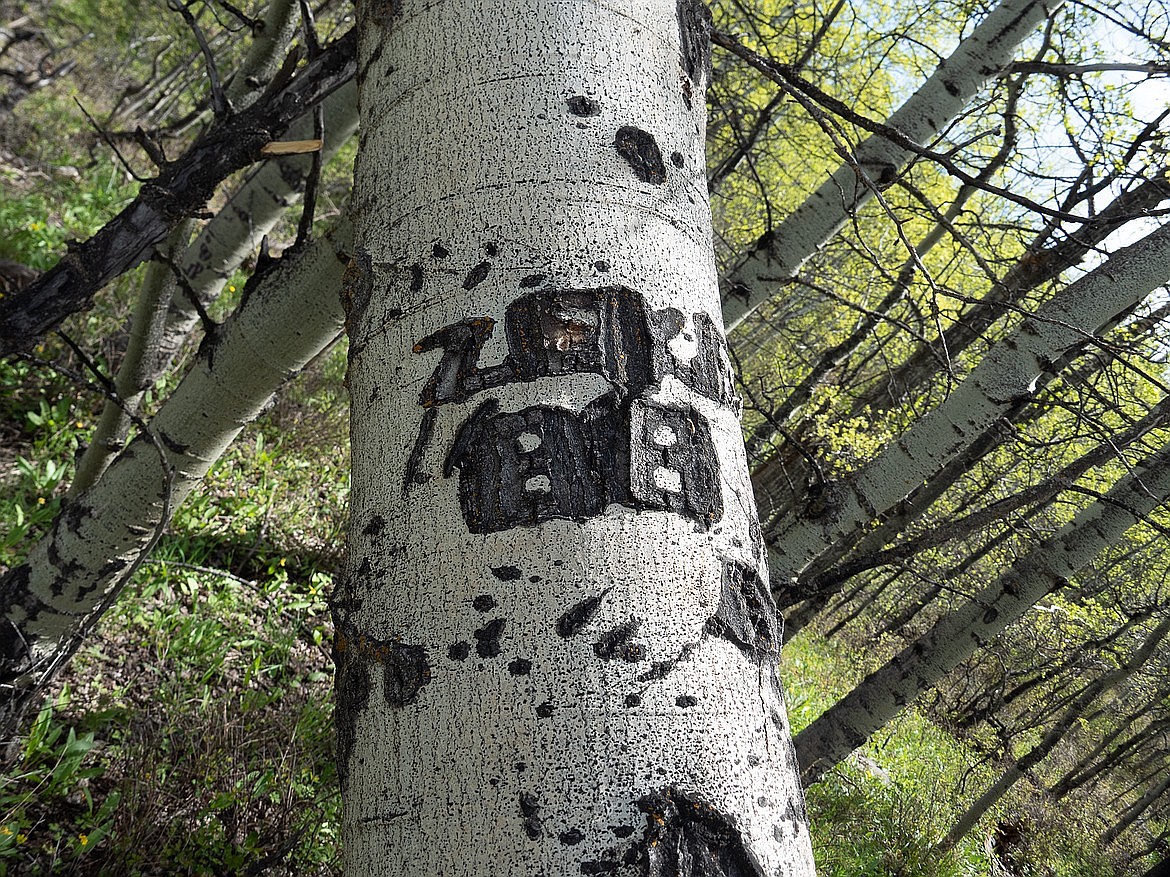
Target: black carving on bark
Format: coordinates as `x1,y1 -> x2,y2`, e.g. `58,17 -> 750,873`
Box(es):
614,126 -> 667,184
413,286 -> 738,533
446,394 -> 721,532
635,787 -> 766,877
704,562 -> 780,660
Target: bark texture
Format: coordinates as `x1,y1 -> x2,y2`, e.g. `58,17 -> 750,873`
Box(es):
338,1 -> 815,874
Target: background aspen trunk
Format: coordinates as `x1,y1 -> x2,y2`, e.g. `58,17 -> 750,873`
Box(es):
338,1 -> 816,874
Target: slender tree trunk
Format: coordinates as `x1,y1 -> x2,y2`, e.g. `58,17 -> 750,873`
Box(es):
792,436 -> 1170,786
69,223 -> 193,494
1051,703 -> 1170,801
0,222 -> 350,737
1103,771 -> 1170,847
337,2 -> 815,874
767,222 -> 1170,598
851,168 -> 1170,415
70,83 -> 358,487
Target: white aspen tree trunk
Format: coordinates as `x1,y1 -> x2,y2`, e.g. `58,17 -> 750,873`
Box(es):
1102,771 -> 1170,847
0,222 -> 349,735
338,2 -> 815,875
767,221 -> 1170,592
70,223 -> 194,494
72,83 -> 359,488
791,437 -> 1170,786
151,80 -> 358,371
225,0 -> 301,112
720,0 -> 1054,329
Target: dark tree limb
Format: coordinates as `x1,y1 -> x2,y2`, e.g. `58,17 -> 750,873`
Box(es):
0,27 -> 356,357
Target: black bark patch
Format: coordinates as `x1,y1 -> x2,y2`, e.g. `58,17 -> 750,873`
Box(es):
409,263 -> 424,293
557,588 -> 611,637
670,151 -> 685,168
473,594 -> 498,612
432,242 -> 449,258
635,787 -> 765,877
637,641 -> 698,683
448,641 -> 471,661
614,126 -> 666,184
508,657 -> 532,676
704,562 -> 779,660
520,273 -> 547,288
536,701 -> 555,718
677,0 -> 713,86
561,828 -> 586,845
594,617 -> 645,662
340,250 -> 373,338
485,242 -> 499,257
582,862 -> 620,874
624,694 -> 642,708
944,79 -> 961,97
520,793 -> 543,839
567,95 -> 601,116
362,515 -> 386,536
593,260 -> 610,272
676,694 -> 698,708
612,825 -> 636,838
650,309 -> 738,406
474,618 -> 506,657
158,431 -> 190,455
491,565 -> 523,581
60,498 -> 89,536
334,624 -> 430,781
463,260 -> 492,290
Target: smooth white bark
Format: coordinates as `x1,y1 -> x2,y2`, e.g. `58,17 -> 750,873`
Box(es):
340,2 -> 814,874
720,0 -> 1053,329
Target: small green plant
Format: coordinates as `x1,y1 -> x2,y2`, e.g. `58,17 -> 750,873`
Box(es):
0,692 -> 119,874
